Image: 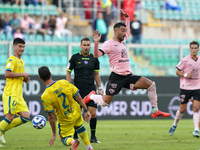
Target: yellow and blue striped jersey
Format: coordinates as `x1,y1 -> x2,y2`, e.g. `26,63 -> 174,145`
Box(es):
41,80 -> 82,124
4,55 -> 25,97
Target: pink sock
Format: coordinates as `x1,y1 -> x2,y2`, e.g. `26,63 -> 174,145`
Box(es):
173,110 -> 183,126
92,95 -> 108,107
147,82 -> 157,107
193,112 -> 199,131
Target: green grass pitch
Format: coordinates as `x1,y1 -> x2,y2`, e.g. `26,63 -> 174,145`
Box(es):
0,119 -> 199,150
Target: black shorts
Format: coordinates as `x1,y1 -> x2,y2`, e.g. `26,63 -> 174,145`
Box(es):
105,72 -> 141,95
75,84 -> 97,108
180,89 -> 200,104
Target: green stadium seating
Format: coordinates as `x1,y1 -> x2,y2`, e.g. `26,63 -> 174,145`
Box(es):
6,34 -> 13,41
35,5 -> 42,16
48,5 -> 57,15
60,56 -> 68,66
28,34 -> 36,42
0,34 -> 6,41
66,35 -> 73,42
4,3 -> 12,14
0,54 -> 7,65
28,4 -> 35,15
59,46 -> 67,55
12,4 -> 21,13
36,34 -> 43,42
44,34 -> 52,42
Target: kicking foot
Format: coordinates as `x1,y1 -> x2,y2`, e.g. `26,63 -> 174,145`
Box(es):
169,125 -> 176,136
83,91 -> 96,104
151,110 -> 170,118
70,139 -> 80,150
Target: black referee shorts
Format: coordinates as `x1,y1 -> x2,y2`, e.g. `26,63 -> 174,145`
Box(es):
76,84 -> 97,108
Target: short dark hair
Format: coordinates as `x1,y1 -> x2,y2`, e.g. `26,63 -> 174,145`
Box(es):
13,38 -> 25,45
190,40 -> 199,48
113,22 -> 126,30
81,37 -> 91,44
38,66 -> 51,81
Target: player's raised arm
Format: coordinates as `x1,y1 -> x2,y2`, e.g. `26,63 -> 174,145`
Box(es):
93,30 -> 103,58
120,9 -> 130,39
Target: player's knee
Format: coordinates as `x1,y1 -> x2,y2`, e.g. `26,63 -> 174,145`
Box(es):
90,111 -> 96,118
147,82 -> 156,91
75,125 -> 86,134
20,116 -> 29,123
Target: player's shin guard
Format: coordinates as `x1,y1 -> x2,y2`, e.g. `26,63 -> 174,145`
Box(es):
75,125 -> 90,146
147,82 -> 158,108
93,95 -> 109,107
4,116 -> 29,131
62,136 -> 74,146
0,118 -> 11,135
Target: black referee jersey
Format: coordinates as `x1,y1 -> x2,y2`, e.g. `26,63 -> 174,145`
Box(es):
67,52 -> 100,85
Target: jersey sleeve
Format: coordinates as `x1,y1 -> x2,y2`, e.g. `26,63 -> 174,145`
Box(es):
41,95 -> 54,113
94,58 -> 100,71
67,55 -> 75,72
5,57 -> 16,72
99,41 -> 111,55
176,58 -> 187,71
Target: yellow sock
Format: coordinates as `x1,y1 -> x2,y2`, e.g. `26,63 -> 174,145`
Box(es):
5,117 -> 23,131
66,137 -> 74,146
0,118 -> 11,135
62,137 -> 73,146
76,125 -> 90,146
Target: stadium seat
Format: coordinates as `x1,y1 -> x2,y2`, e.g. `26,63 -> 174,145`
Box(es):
45,55 -> 54,66
72,46 -> 80,54
44,34 -> 52,42
0,54 -> 7,65
26,45 -> 35,55
66,35 -> 73,42
52,56 -> 61,65
6,34 -> 13,41
36,34 -> 43,42
29,55 -> 38,65
73,36 -> 80,42
12,4 -> 21,13
48,5 -> 57,15
37,55 -> 46,65
21,55 -> 31,66
50,46 -> 59,55
28,4 -> 35,15
35,5 -> 42,16
28,34 -> 36,42
0,34 -> 6,41
0,4 -> 3,14
43,46 -> 51,54
4,3 -> 12,14
59,46 -> 68,55
60,55 -> 68,66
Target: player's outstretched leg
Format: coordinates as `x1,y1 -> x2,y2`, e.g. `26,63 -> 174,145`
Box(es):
70,139 -> 80,150
169,125 -> 177,136
151,110 -> 170,118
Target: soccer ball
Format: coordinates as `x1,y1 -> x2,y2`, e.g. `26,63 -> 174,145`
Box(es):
32,115 -> 46,129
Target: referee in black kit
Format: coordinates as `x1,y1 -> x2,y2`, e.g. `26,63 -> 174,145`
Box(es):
66,37 -> 102,143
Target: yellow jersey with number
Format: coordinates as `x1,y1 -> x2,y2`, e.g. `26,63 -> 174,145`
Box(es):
41,80 -> 82,124
3,55 -> 25,97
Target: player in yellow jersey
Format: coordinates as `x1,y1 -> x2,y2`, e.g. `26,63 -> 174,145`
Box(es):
38,66 -> 94,150
0,38 -> 30,144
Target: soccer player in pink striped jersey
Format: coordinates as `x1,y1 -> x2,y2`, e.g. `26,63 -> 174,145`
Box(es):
83,9 -> 170,119
169,41 -> 200,137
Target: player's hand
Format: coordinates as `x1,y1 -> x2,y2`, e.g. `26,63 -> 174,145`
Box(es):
120,9 -> 129,18
93,30 -> 101,42
49,134 -> 56,146
23,73 -> 30,78
84,111 -> 91,123
187,71 -> 193,78
23,77 -> 30,84
97,89 -> 103,95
